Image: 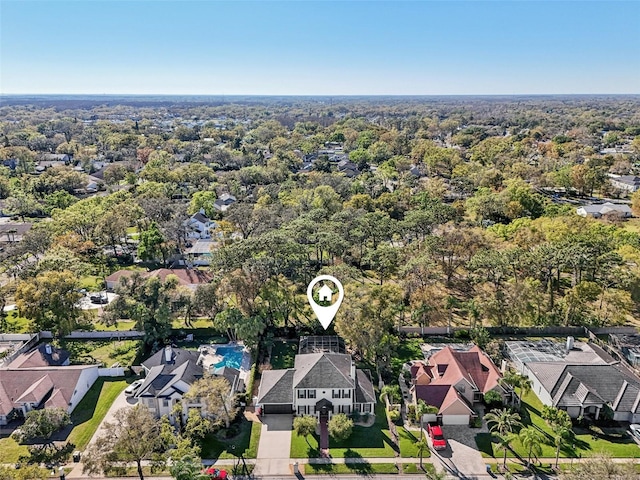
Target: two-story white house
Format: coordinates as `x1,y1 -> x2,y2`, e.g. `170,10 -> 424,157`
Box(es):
256,352 -> 376,418
135,346 -> 203,421
184,209 -> 216,239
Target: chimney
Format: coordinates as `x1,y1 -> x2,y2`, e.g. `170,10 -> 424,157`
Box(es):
351,360 -> 356,382
45,344 -> 52,355
164,345 -> 173,363
566,336 -> 574,353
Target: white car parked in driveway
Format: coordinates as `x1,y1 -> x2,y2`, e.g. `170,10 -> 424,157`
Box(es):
630,424 -> 640,443
124,379 -> 144,397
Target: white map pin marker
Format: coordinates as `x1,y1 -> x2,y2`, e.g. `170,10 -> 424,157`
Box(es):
307,275 -> 344,330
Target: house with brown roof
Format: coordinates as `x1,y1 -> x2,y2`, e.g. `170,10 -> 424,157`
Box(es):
0,344 -> 99,425
410,345 -> 508,425
105,268 -> 212,291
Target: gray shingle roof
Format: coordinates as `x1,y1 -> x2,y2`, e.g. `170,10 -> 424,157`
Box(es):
257,369 -> 294,404
355,369 -> 375,403
138,347 -> 203,398
529,362 -> 640,414
293,353 -> 353,389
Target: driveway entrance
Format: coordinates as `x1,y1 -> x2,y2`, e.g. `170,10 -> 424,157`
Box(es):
254,414 -> 293,475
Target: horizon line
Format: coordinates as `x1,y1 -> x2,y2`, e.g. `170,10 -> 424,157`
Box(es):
2,92 -> 640,98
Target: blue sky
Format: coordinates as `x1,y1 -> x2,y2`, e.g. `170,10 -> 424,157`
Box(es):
1,1 -> 639,95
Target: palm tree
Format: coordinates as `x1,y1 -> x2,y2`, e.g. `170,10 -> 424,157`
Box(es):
554,425 -> 575,468
484,408 -> 523,468
494,433 -> 516,468
499,371 -> 532,407
484,408 -> 522,437
415,438 -> 429,470
518,426 -> 544,466
380,384 -> 400,409
415,400 -> 437,440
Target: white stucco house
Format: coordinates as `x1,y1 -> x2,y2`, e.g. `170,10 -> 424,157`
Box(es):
136,346 -> 203,421
0,344 -> 99,425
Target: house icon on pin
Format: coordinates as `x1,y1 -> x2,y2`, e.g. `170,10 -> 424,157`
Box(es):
318,284 -> 333,303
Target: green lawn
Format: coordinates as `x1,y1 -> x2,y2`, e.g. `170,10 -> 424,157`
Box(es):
478,390 -> 640,459
0,378 -> 128,462
67,377 -> 129,449
402,463 -> 436,474
79,275 -> 104,291
390,339 -> 423,377
171,318 -> 215,329
290,402 -> 397,458
61,339 -> 142,367
304,462 -> 399,475
94,320 -> 137,331
3,310 -> 32,333
201,418 -> 261,459
0,436 -> 29,463
398,427 -> 429,458
269,340 -> 298,369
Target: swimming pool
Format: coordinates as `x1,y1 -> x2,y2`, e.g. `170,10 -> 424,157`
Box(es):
213,345 -> 244,370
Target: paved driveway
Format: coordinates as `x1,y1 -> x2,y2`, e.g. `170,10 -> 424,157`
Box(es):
429,425 -> 489,478
87,389 -> 137,447
254,415 -> 293,475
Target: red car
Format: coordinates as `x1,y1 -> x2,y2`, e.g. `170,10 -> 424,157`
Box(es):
428,423 -> 447,450
204,468 -> 228,479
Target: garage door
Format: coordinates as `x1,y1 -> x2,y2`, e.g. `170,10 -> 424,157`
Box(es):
263,404 -> 293,414
441,414 -> 469,425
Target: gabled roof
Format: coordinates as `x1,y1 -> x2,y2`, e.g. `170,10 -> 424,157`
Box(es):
137,352 -> 203,399
528,362 -> 640,413
355,369 -> 376,404
428,346 -> 502,394
106,268 -> 212,288
191,212 -> 210,224
293,353 -> 354,389
257,369 -> 294,404
0,365 -> 96,416
10,344 -> 70,368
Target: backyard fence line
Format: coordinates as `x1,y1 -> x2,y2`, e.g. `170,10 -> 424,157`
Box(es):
399,325 -> 638,337
98,366 -> 126,376
63,330 -> 145,340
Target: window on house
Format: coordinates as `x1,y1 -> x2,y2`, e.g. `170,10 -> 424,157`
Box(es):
332,390 -> 340,399
163,399 -> 169,408
298,390 -> 306,399
308,390 -> 316,399
342,390 -> 351,398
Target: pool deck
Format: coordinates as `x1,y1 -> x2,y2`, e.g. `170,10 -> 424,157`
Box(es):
198,342 -> 252,381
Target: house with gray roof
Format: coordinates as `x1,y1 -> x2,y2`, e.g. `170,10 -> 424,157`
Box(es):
510,339 -> 640,422
576,202 -> 632,219
609,175 -> 640,193
214,193 -> 237,212
136,346 -> 203,421
256,352 -> 375,417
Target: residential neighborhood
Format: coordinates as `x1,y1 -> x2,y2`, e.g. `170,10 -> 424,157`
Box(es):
0,93 -> 640,480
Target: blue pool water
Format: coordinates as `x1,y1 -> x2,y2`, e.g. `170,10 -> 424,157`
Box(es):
213,346 -> 244,370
